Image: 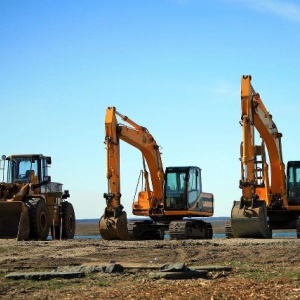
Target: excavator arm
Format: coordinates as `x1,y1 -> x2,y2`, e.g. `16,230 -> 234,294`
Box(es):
117,119 -> 165,213
99,107 -> 130,240
230,74 -> 300,239
99,107 -> 165,240
239,75 -> 287,207
231,75 -> 287,238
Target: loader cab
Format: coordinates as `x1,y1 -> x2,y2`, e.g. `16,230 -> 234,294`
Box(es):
164,166 -> 202,210
4,154 -> 51,184
287,161 -> 300,205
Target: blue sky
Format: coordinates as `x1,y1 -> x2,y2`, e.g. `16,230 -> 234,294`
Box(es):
1,0 -> 300,219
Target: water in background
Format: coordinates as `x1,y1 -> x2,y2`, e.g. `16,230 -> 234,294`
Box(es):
75,218 -> 298,240
75,231 -> 297,240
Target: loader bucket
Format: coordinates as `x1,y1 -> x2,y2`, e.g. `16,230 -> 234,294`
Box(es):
0,202 -> 30,241
99,211 -> 130,240
231,200 -> 272,238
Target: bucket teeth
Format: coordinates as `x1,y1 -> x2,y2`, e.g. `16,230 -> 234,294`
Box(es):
99,211 -> 129,240
231,200 -> 271,238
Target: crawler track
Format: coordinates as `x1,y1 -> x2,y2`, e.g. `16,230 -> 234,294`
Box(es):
169,220 -> 213,239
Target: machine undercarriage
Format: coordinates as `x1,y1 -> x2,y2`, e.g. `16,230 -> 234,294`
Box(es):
127,218 -> 213,240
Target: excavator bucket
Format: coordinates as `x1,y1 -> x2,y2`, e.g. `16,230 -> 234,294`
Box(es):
231,200 -> 272,238
99,211 -> 130,240
0,202 -> 30,241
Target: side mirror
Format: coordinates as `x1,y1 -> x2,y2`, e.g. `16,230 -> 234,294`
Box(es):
62,190 -> 70,199
46,157 -> 52,165
43,175 -> 51,183
1,155 -> 6,160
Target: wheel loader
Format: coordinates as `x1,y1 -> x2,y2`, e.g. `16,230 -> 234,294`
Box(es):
0,154 -> 76,241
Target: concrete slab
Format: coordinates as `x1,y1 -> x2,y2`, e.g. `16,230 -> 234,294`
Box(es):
149,269 -> 208,279
5,271 -> 84,280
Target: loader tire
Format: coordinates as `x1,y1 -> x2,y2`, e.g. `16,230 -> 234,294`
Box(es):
61,202 -> 76,239
26,198 -> 50,241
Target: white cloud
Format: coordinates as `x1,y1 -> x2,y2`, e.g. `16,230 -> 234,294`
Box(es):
211,81 -> 239,98
228,0 -> 300,23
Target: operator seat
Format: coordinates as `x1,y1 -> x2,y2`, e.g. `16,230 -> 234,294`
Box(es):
25,170 -> 31,179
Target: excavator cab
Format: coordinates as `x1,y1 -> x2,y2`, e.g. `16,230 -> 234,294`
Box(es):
163,166 -> 214,239
287,161 -> 300,205
164,166 -> 197,210
164,166 -> 213,214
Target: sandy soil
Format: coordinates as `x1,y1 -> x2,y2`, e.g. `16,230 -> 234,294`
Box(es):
0,237 -> 299,300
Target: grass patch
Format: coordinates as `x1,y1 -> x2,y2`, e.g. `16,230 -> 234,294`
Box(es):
228,260 -> 300,283
96,278 -> 111,287
75,222 -> 99,236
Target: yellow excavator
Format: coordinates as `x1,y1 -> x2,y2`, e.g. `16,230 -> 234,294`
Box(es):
99,107 -> 214,240
227,75 -> 300,238
0,154 -> 75,240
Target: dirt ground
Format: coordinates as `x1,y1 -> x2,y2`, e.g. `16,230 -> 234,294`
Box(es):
0,237 -> 299,300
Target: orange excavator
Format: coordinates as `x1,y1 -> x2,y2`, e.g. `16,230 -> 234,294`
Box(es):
99,107 -> 214,240
227,75 -> 300,238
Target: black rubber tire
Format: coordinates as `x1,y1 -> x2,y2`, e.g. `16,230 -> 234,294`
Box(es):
61,202 -> 76,239
26,198 -> 50,241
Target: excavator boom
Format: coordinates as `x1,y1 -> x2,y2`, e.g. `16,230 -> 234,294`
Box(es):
99,107 -> 130,240
99,106 -> 165,240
